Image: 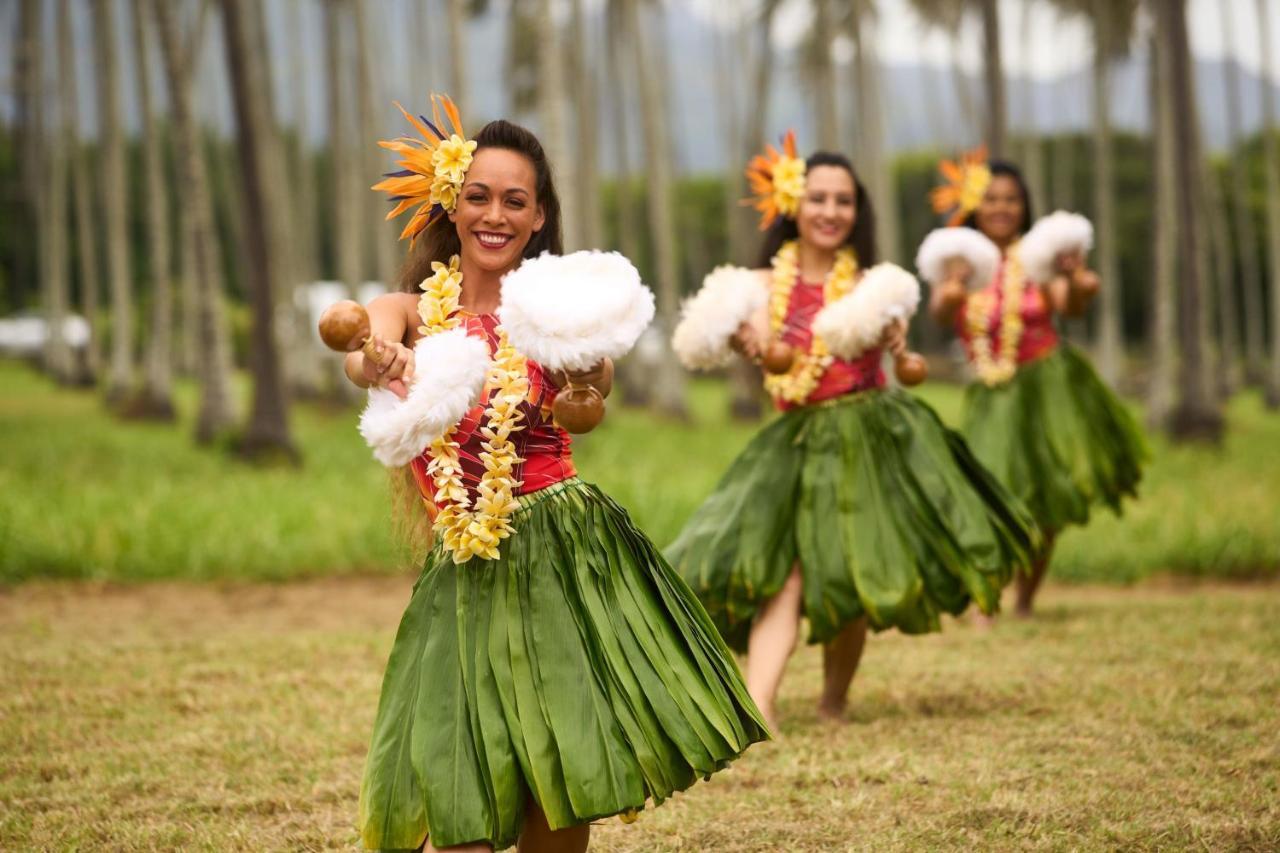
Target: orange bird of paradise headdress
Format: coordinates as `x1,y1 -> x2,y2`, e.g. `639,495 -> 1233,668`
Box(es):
744,130 -> 807,230
930,145 -> 992,225
372,93 -> 477,247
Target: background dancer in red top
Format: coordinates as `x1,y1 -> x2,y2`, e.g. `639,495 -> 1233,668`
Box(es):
331,98 -> 766,853
667,135 -> 1038,731
920,152 -> 1150,618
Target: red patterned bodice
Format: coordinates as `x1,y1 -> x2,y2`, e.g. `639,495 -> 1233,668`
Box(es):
409,313 -> 576,516
775,279 -> 886,411
955,257 -> 1060,367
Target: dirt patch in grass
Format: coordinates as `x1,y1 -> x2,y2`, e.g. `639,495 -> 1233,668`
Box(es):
2,579 -> 1278,851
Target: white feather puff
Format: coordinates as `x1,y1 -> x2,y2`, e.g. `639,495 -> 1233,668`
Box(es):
357,328 -> 491,468
1020,211 -> 1094,283
914,227 -> 1001,289
671,265 -> 769,370
496,250 -> 656,372
812,263 -> 922,360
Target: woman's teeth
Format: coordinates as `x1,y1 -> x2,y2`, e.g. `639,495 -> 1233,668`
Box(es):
477,232 -> 512,248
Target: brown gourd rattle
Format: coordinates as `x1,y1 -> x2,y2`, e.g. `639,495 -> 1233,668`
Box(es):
893,351 -> 928,386
318,300 -> 407,396
761,337 -> 927,386
552,381 -> 606,434
761,340 -> 795,375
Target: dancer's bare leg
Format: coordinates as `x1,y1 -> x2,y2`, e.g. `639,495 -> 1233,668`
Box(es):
817,617 -> 868,721
516,799 -> 589,853
1015,533 -> 1056,617
745,565 -> 804,731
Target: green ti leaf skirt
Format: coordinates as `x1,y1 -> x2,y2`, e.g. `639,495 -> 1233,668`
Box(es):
665,387 -> 1041,652
358,478 -> 769,851
962,343 -> 1150,534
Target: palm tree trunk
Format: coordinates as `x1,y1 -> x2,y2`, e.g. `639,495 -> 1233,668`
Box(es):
153,0 -> 237,442
735,0 -> 782,262
851,12 -> 899,264
536,0 -> 580,250
91,0 -> 136,403
132,0 -> 175,418
41,2 -> 73,384
326,0 -> 361,298
446,0 -> 468,114
1220,2 -> 1265,383
283,0 -> 324,398
812,0 -> 839,150
569,0 -> 601,249
1158,0 -> 1223,441
1091,5 -> 1122,384
60,0 -> 102,384
1259,0 -> 1280,407
602,1 -> 653,409
605,10 -> 641,267
220,0 -> 298,461
352,0 -> 398,284
1147,27 -> 1177,428
1018,1 -> 1047,211
623,0 -> 686,418
1204,159 -> 1241,396
14,0 -> 41,317
979,0 -> 1007,158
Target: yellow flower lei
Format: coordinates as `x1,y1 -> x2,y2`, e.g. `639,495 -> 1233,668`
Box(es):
419,255 -> 529,563
763,241 -> 859,404
965,242 -> 1025,387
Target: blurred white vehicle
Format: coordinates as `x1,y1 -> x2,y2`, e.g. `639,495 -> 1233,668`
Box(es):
294,281 -> 388,347
0,312 -> 92,357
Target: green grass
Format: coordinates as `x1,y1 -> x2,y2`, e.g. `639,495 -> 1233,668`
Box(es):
1,577 -> 1276,850
2,359 -> 1279,583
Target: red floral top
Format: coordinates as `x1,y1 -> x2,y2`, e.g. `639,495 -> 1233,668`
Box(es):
409,313 -> 576,516
775,278 -> 886,411
955,258 -> 1060,367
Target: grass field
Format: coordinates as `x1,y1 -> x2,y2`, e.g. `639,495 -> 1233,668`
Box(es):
3,359 -> 1279,584
1,576 -> 1276,851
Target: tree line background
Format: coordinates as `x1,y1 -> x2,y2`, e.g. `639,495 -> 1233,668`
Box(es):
4,0 -> 1280,463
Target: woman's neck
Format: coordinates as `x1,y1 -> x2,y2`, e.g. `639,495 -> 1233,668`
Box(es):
797,241 -> 837,282
991,232 -> 1018,254
457,255 -> 513,314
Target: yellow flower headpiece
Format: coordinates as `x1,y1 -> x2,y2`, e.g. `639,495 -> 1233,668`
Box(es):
930,145 -> 992,226
372,93 -> 477,246
744,130 -> 807,231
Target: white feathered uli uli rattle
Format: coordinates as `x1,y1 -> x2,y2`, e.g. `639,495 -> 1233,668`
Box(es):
812,263 -> 929,386
915,227 -> 1001,291
498,250 -> 655,434
1020,211 -> 1099,315
317,300 -> 491,467
671,265 -> 769,371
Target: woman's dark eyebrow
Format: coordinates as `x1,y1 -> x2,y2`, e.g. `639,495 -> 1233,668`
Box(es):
467,182 -> 529,199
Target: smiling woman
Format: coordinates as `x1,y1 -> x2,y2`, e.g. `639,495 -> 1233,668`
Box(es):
331,102 -> 767,853
666,135 -> 1040,733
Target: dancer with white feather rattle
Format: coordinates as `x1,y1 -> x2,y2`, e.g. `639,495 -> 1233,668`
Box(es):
320,96 -> 766,853
666,135 -> 1038,731
918,150 -> 1149,618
